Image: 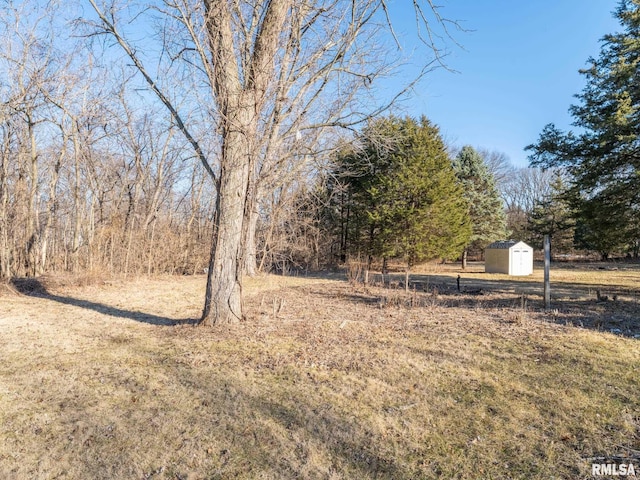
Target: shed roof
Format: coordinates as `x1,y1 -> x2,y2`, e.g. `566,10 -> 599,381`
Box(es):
486,240 -> 516,249
486,240 -> 532,250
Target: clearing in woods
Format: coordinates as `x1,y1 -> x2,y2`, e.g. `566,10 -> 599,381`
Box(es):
0,263 -> 639,479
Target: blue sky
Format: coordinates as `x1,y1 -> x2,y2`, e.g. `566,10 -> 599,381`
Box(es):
75,0 -> 620,169
389,1 -> 621,167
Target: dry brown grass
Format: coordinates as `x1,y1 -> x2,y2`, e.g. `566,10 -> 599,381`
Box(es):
409,259 -> 640,288
0,270 -> 639,479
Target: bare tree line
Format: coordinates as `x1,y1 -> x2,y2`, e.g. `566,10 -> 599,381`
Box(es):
0,0 -> 345,284
0,2 -> 219,279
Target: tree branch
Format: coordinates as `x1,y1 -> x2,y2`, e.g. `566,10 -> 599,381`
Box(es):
86,0 -> 218,185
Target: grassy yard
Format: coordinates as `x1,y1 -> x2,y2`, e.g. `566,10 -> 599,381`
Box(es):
0,268 -> 638,479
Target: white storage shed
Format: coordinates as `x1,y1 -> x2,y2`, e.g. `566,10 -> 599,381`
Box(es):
485,241 -> 533,276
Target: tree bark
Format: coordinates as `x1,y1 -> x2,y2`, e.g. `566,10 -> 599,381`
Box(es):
25,116 -> 39,277
71,125 -> 82,272
40,143 -> 63,273
200,0 -> 289,324
200,113 -> 252,324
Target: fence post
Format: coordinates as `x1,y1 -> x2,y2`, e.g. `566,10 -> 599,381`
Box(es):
544,234 -> 551,310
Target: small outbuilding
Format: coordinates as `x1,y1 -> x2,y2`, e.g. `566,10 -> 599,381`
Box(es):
485,240 -> 533,276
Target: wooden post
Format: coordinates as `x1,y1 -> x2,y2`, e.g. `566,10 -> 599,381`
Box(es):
544,234 -> 551,310
405,266 -> 410,293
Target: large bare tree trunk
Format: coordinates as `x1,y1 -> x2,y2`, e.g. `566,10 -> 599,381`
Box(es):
200,0 -> 289,324
201,108 -> 253,324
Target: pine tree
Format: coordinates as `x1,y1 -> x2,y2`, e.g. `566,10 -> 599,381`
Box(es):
527,0 -> 640,257
453,146 -> 508,269
331,116 -> 471,269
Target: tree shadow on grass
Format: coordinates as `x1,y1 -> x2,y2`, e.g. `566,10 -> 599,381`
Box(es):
247,395 -> 409,478
150,350 -> 415,479
10,277 -> 197,326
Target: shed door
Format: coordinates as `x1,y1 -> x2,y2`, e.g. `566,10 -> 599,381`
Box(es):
512,249 -> 531,275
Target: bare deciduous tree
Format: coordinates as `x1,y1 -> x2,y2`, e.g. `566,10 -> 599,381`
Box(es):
501,167 -> 555,214
0,0 -> 60,277
476,147 -> 515,190
0,0 -> 222,281
85,0 -> 458,325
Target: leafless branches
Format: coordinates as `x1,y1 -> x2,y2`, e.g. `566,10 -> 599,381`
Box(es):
2,0 -> 462,325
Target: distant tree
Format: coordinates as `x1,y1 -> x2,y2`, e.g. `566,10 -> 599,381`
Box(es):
453,145 -> 507,269
331,116 -> 471,271
570,182 -> 639,260
500,167 -> 555,245
477,147 -> 515,190
527,172 -> 575,259
527,0 -> 640,257
500,167 -> 555,214
572,204 -> 620,261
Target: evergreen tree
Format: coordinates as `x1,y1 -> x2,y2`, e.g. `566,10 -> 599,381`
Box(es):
453,146 -> 508,269
527,0 -> 640,257
527,172 -> 575,259
571,183 -> 639,260
330,116 -> 471,268
573,201 -> 622,261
